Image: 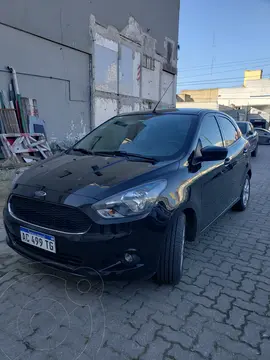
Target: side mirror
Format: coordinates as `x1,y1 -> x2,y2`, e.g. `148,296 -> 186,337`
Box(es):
247,130 -> 253,136
201,146 -> 228,161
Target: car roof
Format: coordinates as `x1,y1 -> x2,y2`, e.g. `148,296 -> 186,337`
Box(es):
119,108 -> 219,117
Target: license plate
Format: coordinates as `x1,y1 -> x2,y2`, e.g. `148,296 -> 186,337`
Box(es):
20,227 -> 56,253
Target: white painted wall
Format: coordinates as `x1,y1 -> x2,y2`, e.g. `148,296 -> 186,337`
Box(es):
120,104 -> 133,113
94,97 -> 117,126
141,61 -> 161,102
161,71 -> 174,105
119,45 -> 133,96
132,51 -> 141,98
95,42 -> 118,94
218,80 -> 270,108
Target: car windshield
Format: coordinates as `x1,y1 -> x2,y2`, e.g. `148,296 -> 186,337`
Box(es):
71,113 -> 197,161
237,122 -> 248,134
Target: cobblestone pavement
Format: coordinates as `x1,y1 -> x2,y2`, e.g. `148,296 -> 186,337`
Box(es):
1,146 -> 270,360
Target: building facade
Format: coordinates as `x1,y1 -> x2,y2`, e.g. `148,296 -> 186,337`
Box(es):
0,0 -> 180,144
177,70 -> 270,128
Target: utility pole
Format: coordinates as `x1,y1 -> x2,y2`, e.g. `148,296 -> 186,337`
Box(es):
245,105 -> 250,122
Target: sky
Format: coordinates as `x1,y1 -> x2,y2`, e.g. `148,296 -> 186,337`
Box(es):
177,0 -> 270,93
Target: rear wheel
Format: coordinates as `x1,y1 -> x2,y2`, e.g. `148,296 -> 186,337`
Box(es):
155,212 -> 186,285
233,174 -> 250,211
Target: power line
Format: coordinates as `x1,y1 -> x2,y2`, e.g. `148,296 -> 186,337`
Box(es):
177,74 -> 270,86
177,97 -> 270,101
178,63 -> 270,80
179,57 -> 270,72
178,57 -> 270,72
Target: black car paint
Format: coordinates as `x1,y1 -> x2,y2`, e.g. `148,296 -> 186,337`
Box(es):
4,109 -> 251,280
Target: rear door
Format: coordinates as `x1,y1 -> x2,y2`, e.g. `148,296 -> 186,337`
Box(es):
216,115 -> 247,205
247,123 -> 257,151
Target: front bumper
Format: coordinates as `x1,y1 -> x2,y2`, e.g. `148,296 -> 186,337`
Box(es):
4,204 -> 168,280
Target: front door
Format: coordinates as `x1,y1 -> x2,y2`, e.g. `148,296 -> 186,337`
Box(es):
198,114 -> 229,229
216,115 -> 247,206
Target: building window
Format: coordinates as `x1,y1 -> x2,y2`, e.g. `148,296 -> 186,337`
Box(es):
142,55 -> 155,71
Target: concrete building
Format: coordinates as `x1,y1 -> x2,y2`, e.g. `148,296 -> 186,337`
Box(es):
0,0 -> 180,144
177,88 -> 219,103
177,70 -> 270,128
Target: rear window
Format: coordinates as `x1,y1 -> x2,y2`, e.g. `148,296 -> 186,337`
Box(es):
73,113 -> 197,160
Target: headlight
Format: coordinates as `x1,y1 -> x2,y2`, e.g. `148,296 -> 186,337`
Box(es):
92,180 -> 167,219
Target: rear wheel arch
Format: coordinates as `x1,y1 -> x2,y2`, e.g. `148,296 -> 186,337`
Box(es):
183,207 -> 198,242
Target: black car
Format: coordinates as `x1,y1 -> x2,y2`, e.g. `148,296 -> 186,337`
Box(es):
4,109 -> 251,284
237,121 -> 258,157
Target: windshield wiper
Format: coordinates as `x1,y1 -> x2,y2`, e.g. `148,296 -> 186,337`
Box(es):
71,148 -> 93,155
93,150 -> 158,164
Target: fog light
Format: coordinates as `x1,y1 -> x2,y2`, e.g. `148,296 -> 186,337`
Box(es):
124,253 -> 134,263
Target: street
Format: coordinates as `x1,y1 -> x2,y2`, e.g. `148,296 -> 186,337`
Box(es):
0,146 -> 270,360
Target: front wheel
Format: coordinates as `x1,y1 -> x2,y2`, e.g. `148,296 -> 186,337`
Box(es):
233,175 -> 250,211
155,212 -> 186,285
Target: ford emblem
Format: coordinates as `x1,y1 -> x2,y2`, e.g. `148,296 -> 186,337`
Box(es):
34,190 -> 47,198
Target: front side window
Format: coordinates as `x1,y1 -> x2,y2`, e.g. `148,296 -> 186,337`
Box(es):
199,114 -> 223,148
71,113 -> 197,160
217,116 -> 239,147
237,122 -> 248,134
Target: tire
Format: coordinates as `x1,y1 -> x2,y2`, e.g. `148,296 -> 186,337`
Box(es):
155,212 -> 186,285
251,145 -> 258,157
233,174 -> 250,211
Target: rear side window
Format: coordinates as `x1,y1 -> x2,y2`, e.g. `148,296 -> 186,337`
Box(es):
249,123 -> 254,132
217,116 -> 239,147
199,114 -> 223,148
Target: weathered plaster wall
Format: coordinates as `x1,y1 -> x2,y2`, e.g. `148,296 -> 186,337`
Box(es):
0,0 -> 180,139
92,16 -> 177,126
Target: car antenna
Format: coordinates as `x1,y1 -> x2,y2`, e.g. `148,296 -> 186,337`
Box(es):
152,79 -> 175,113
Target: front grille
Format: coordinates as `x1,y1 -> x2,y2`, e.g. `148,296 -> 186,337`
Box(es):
9,195 -> 91,233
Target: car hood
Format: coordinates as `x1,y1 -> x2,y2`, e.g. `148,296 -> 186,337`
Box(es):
16,153 -> 162,200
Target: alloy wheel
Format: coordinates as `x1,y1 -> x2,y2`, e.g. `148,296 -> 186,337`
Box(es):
243,177 -> 250,207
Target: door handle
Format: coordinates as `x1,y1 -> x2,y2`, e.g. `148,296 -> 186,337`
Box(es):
224,158 -> 231,166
